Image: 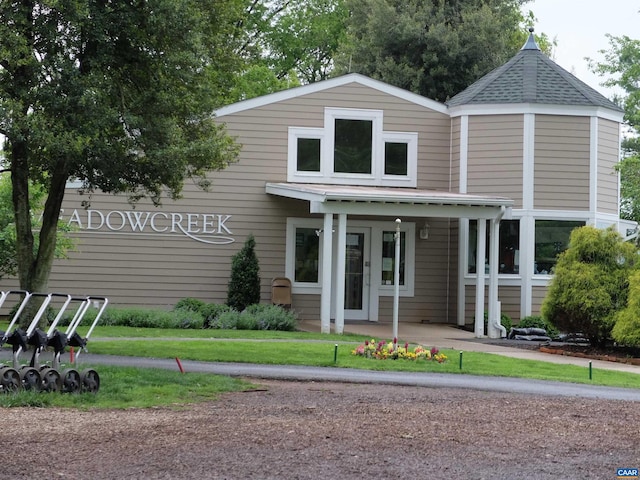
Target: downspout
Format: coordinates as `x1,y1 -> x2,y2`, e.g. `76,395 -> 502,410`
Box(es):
488,206 -> 507,338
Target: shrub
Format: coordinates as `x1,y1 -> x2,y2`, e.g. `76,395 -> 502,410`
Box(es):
227,234 -> 261,311
612,271 -> 640,347
236,311 -> 259,330
61,307 -> 204,329
542,226 -> 639,346
174,298 -> 206,312
201,303 -> 232,328
252,304 -> 297,331
206,304 -> 297,331
209,309 -> 242,329
54,302 -> 295,331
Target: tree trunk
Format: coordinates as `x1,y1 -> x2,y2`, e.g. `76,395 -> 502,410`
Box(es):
12,151 -> 69,328
11,139 -> 35,292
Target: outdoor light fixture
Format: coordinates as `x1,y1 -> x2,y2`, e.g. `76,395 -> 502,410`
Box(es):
419,222 -> 430,240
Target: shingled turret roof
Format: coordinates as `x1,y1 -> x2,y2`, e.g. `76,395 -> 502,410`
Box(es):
446,30 -> 622,112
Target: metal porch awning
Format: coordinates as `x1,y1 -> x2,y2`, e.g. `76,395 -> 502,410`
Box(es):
265,183 -> 513,218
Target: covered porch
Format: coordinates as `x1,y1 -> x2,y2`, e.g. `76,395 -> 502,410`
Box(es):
267,183 -> 514,338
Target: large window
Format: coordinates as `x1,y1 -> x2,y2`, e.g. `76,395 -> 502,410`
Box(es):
334,119 -> 373,174
287,108 -> 417,187
468,220 -> 520,274
381,231 -> 405,285
534,220 -> 584,275
294,228 -> 320,283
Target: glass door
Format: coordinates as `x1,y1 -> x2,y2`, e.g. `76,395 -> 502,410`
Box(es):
341,228 -> 370,320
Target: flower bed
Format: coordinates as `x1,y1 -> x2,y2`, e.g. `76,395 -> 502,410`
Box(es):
351,338 -> 447,363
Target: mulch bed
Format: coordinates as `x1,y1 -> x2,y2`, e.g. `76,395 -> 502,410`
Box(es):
538,343 -> 640,366
478,333 -> 640,366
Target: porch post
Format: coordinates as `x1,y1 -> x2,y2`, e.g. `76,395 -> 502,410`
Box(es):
392,218 -> 401,342
474,219 -> 487,337
320,213 -> 334,334
334,214 -> 347,334
490,208 -> 508,338
487,217 -> 501,339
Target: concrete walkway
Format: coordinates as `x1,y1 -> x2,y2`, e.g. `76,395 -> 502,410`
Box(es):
78,354 -> 640,401
298,320 -> 640,376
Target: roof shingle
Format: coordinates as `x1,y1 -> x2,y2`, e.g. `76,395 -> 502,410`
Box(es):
446,33 -> 622,112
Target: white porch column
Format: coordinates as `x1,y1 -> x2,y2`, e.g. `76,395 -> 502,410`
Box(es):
320,213 -> 334,334
334,214 -> 347,334
474,219 -> 487,337
457,218 -> 469,326
487,216 -> 502,339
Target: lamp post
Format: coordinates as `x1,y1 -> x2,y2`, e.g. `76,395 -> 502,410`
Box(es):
392,218 -> 401,344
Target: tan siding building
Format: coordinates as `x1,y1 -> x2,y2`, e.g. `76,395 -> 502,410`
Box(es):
467,115 -> 524,207
598,119 -> 621,215
534,115 -> 590,210
2,33 -> 631,339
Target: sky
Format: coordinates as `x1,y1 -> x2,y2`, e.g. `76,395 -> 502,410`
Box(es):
524,0 -> 640,99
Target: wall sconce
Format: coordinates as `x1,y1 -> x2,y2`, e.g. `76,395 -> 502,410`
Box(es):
419,222 -> 430,240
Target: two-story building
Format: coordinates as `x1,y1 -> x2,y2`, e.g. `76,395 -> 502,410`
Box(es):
3,33 -> 631,337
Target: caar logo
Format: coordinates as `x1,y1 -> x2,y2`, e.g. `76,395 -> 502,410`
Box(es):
617,468 -> 638,479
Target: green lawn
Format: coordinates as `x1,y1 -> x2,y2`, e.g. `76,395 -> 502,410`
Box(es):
2,324 -> 640,409
87,336 -> 640,389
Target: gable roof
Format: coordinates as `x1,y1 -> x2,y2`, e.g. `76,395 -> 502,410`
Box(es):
446,33 -> 623,112
215,73 -> 448,117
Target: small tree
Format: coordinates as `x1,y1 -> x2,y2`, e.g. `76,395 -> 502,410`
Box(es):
227,234 -> 261,311
612,271 -> 640,347
541,226 -> 638,346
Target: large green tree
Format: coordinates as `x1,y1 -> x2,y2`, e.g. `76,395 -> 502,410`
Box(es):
265,0 -> 348,83
590,34 -> 640,223
334,0 -> 539,102
229,0 -> 348,102
1,1 -> 242,301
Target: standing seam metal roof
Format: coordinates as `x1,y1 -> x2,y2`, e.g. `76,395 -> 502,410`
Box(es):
446,33 -> 622,111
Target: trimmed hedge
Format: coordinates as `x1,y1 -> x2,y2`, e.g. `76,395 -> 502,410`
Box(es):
48,299 -> 297,331
58,306 -> 204,329
173,298 -> 297,331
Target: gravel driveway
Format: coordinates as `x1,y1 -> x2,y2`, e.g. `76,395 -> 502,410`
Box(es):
1,379 -> 638,479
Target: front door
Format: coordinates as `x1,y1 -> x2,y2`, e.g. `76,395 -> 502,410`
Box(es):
341,228 -> 370,320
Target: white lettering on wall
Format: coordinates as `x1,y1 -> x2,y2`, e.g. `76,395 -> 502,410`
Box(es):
62,209 -> 235,245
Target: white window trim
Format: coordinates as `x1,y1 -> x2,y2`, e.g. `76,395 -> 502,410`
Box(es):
287,107 -> 418,187
287,127 -> 325,182
372,222 -> 415,297
285,218 -> 415,297
381,131 -> 418,186
464,218 -> 522,279
286,218 -> 324,294
325,107 -> 382,183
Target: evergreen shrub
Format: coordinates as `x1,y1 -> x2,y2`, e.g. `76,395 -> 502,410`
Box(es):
227,234 -> 261,311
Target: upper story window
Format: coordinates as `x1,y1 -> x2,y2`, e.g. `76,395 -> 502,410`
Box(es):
288,107 -> 417,187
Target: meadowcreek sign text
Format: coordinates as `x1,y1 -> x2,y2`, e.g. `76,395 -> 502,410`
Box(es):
60,209 -> 235,245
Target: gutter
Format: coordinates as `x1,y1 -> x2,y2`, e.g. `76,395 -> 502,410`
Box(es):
489,206 -> 507,338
